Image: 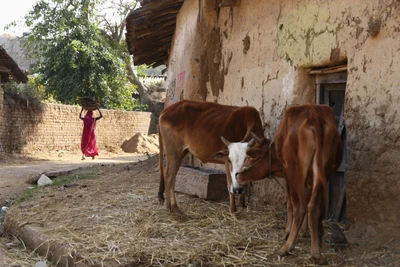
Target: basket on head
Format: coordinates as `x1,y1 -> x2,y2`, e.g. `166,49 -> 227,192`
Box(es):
79,97 -> 100,111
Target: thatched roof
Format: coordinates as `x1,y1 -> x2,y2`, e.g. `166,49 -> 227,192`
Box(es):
125,0 -> 185,67
0,46 -> 28,83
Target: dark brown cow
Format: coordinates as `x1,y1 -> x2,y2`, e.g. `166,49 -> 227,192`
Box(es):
231,104 -> 343,264
158,100 -> 263,214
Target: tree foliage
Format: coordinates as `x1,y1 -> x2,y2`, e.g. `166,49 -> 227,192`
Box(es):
21,0 -> 141,110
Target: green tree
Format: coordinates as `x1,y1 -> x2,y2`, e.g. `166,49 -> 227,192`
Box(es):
97,0 -> 151,106
21,0 -> 142,110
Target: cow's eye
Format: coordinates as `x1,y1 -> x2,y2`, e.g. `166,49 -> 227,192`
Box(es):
227,158 -> 231,163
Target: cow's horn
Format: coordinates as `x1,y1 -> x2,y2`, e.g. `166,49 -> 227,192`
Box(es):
221,136 -> 230,146
248,138 -> 255,147
251,132 -> 263,144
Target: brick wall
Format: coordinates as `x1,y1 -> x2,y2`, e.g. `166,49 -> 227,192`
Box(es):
0,102 -> 156,154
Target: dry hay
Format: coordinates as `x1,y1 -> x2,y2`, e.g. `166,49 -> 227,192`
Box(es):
0,237 -> 52,267
6,156 -> 400,266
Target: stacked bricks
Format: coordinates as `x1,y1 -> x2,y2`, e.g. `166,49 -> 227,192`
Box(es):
0,102 -> 155,154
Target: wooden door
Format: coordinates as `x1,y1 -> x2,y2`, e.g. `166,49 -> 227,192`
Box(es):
316,71 -> 348,223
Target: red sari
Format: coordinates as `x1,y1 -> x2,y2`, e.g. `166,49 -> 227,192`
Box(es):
81,111 -> 99,157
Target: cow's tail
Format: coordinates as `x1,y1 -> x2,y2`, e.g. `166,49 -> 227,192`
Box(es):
312,123 -> 328,215
158,123 -> 165,205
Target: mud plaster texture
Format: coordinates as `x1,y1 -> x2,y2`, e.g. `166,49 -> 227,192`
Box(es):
165,0 -> 400,226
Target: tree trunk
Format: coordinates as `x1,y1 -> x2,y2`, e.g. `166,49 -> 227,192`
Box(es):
126,56 -> 151,105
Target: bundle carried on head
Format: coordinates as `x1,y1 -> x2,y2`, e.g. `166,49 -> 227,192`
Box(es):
80,97 -> 100,111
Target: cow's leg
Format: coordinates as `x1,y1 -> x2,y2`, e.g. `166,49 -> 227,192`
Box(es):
158,175 -> 165,205
307,131 -> 328,264
164,149 -> 186,215
158,129 -> 166,205
283,177 -> 307,241
280,183 -> 306,256
299,186 -> 311,237
226,175 -> 248,213
225,170 -> 237,213
284,183 -> 293,240
308,179 -> 327,265
164,165 -> 181,214
317,188 -> 325,248
281,131 -> 313,256
229,193 -> 237,213
228,185 -> 248,213
239,183 -> 251,209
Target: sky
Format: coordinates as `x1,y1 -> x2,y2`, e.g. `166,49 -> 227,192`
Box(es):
1,0 -> 133,36
0,0 -> 39,35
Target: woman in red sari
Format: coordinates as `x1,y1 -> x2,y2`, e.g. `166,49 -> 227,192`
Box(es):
79,108 -> 103,160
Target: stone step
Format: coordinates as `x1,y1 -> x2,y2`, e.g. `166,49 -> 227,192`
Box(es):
175,165 -> 228,201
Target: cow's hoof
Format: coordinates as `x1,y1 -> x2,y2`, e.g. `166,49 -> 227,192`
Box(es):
309,256 -> 328,265
169,204 -> 184,215
229,208 -> 237,214
158,193 -> 165,205
279,249 -> 290,257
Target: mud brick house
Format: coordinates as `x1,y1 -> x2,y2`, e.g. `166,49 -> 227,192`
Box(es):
126,0 -> 400,226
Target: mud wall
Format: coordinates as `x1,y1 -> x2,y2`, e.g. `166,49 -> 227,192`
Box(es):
0,80 -> 4,152
0,103 -> 155,154
166,0 -> 400,225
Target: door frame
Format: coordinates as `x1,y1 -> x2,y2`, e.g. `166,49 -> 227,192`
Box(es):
312,68 -> 348,222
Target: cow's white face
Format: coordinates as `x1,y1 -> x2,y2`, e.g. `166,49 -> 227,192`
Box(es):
226,142 -> 251,194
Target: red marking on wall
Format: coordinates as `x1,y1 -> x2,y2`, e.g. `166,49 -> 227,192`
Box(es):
177,71 -> 186,87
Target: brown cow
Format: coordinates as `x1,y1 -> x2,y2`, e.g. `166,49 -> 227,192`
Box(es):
229,104 -> 343,264
158,100 -> 263,214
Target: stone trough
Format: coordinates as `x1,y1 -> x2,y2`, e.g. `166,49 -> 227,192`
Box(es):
175,165 -> 228,201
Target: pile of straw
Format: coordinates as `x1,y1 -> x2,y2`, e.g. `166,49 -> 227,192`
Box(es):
7,157 -> 400,266
0,235 -> 52,267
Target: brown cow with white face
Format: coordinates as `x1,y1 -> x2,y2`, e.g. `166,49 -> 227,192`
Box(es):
227,104 -> 343,264
158,100 -> 264,214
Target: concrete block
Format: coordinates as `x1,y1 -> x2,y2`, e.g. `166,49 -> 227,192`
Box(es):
175,165 -> 228,201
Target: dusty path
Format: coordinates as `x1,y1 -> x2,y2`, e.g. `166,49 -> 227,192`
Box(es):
0,151 -> 150,266
0,153 -> 149,207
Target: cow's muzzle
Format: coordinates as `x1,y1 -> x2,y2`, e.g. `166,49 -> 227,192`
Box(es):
232,187 -> 244,194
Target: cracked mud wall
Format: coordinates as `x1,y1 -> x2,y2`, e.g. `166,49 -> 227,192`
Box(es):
0,79 -> 4,152
344,0 -> 400,225
165,0 -> 223,106
167,0 -> 400,224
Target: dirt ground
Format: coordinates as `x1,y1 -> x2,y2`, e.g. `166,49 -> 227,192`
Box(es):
2,154 -> 400,266
0,135 -> 158,266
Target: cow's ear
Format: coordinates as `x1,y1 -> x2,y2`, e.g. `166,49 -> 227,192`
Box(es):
246,148 -> 262,159
211,149 -> 229,161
